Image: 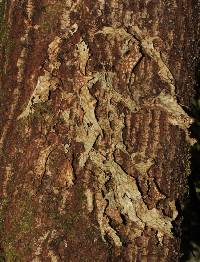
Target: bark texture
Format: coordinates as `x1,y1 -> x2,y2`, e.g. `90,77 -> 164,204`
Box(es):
0,0 -> 199,261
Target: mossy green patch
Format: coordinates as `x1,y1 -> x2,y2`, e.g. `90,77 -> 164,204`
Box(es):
3,244 -> 21,262
0,197 -> 9,231
0,193 -> 37,259
18,200 -> 35,234
0,197 -> 21,261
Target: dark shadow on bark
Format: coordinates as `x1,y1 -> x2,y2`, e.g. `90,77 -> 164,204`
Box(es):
181,147 -> 200,261
181,64 -> 200,261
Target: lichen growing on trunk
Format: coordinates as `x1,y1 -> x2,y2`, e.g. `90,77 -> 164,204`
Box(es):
0,0 -> 199,261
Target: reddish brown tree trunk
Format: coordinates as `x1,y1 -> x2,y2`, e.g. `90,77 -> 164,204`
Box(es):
0,0 -> 199,261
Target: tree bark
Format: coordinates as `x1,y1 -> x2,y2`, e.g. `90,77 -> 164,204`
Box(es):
0,0 -> 199,261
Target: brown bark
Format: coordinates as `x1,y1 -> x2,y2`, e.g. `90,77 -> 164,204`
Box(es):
0,0 -> 199,261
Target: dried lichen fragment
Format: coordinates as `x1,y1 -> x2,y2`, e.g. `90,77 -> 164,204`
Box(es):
76,39 -> 90,75
156,93 -> 193,129
76,83 -> 102,167
135,206 -> 174,235
95,191 -> 122,247
17,71 -> 59,119
17,36 -> 62,119
48,250 -> 59,262
85,188 -> 94,213
154,92 -> 195,145
34,146 -> 53,178
99,26 -> 133,39
134,158 -> 154,175
61,110 -> 70,123
48,36 -> 62,72
26,0 -> 34,20
128,25 -> 176,94
59,160 -> 74,188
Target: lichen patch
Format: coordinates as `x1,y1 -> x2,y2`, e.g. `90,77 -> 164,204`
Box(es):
156,92 -> 193,129
34,145 -> 53,178
85,188 -> 94,213
76,83 -> 102,167
17,36 -> 62,119
90,149 -> 176,243
59,160 -> 74,188
134,158 -> 154,175
76,38 -> 90,75
129,25 -> 175,95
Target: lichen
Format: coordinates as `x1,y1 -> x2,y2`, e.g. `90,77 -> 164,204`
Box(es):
0,1 -> 194,256
69,25 -> 188,249
17,36 -> 62,120
76,38 -> 90,75
91,150 -> 176,238
128,25 -> 194,145
76,82 -> 102,167
85,188 -> 94,213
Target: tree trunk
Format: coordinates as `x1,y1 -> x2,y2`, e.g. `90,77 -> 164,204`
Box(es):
0,0 -> 199,261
